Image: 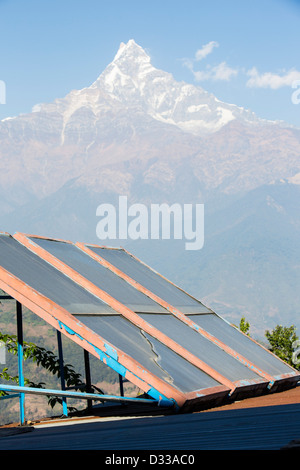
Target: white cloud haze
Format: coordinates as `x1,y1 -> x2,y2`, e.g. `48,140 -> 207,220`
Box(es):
183,41 -> 238,82
195,41 -> 219,61
246,67 -> 300,89
184,42 -> 300,97
192,61 -> 238,82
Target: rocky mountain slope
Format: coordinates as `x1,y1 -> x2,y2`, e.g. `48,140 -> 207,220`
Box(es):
1,39 -> 299,337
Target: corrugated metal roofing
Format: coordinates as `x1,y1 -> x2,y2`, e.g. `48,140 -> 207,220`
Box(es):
1,401 -> 300,450
0,231 -> 299,412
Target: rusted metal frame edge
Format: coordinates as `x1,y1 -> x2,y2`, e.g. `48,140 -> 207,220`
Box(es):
119,245 -> 299,379
0,266 -> 182,408
121,246 -> 215,310
225,324 -> 300,381
81,242 -> 214,310
55,319 -> 179,408
0,270 -> 179,408
79,243 -> 124,250
117,248 -> 300,382
23,234 -> 298,385
14,232 -> 237,394
12,232 -> 74,244
76,242 -> 275,388
184,385 -> 230,401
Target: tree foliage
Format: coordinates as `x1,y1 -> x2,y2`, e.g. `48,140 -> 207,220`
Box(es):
265,324 -> 299,369
239,317 -> 250,336
236,318 -> 299,370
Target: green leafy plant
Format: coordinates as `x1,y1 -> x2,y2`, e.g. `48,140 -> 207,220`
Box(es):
0,367 -> 45,389
239,317 -> 250,336
0,332 -> 91,411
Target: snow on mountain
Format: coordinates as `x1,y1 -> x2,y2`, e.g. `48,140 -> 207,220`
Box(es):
27,39 -> 261,138
90,39 -> 261,135
0,38 -> 299,207
0,39 -> 300,336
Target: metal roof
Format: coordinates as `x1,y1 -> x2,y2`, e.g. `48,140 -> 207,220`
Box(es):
0,231 -> 299,412
2,397 -> 300,450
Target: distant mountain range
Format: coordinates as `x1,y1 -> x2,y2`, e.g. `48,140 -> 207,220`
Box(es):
1,39 -> 299,338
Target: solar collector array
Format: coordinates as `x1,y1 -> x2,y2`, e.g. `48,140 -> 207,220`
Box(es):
75,314 -> 222,394
0,231 -> 299,411
87,244 -> 298,382
0,233 -> 228,405
0,235 -> 114,314
88,245 -> 211,314
29,237 -> 168,314
186,314 -> 295,378
27,237 -> 270,384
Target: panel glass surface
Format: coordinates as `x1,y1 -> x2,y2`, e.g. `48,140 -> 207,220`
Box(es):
87,247 -> 211,313
30,238 -> 167,313
187,314 -> 296,376
139,314 -> 261,382
0,235 -> 115,314
75,314 -> 222,394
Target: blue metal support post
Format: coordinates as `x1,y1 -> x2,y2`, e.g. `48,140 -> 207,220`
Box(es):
16,301 -> 25,425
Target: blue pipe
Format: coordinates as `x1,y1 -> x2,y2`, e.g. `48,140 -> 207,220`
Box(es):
0,383 -> 174,407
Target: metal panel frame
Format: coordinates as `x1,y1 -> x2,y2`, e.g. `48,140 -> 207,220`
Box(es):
76,242 -> 300,389
0,233 -> 231,411
14,233 -> 238,393
1,231 -> 299,421
76,243 -> 276,384
0,294 -> 168,425
16,233 -> 300,393
0,259 -> 183,408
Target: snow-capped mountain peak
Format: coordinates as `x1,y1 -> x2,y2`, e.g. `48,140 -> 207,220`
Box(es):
93,39 -> 157,98
90,39 -> 260,135
7,40 -> 262,138
112,39 -> 151,64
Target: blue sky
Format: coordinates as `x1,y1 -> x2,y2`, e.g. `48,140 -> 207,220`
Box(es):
0,0 -> 300,127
